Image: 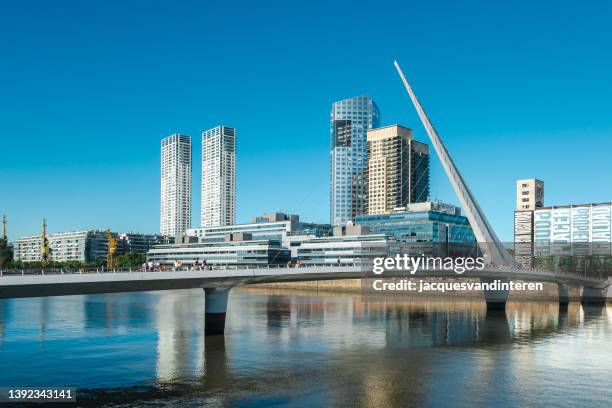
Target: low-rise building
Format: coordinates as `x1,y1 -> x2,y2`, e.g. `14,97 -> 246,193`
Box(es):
513,178 -> 612,259
297,225 -> 395,266
186,212 -> 332,250
354,201 -> 475,243
146,238 -> 290,267
117,233 -> 174,254
14,230 -> 108,263
14,231 -> 172,263
533,203 -> 612,256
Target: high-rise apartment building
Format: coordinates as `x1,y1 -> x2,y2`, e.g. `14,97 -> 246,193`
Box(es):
516,178 -> 544,211
330,95 -> 380,226
160,134 -> 192,237
366,125 -> 429,214
201,126 -> 236,227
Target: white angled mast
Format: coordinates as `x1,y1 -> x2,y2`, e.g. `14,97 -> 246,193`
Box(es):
393,60 -> 516,266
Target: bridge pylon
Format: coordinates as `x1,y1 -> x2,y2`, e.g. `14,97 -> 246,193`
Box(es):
204,287 -> 232,336
393,60 -> 517,268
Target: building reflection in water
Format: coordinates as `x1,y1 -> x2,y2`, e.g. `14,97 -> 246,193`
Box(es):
155,291 -> 205,383
0,288 -> 608,406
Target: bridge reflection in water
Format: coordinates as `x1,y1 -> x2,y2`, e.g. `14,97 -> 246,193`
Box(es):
0,288 -> 610,406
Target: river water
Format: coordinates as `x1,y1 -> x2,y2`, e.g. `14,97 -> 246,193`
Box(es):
0,288 -> 610,407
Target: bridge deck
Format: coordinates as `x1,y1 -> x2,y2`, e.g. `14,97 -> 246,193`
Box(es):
0,265 -> 609,299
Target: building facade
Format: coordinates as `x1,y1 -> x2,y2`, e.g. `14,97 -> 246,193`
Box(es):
514,178 -> 545,266
187,212 -> 331,257
366,125 -> 429,214
201,125 -> 236,228
354,201 -> 475,243
147,239 -> 290,267
516,178 -> 544,211
160,134 -> 192,237
117,233 -> 174,254
13,231 -> 172,263
533,203 -> 612,255
330,95 -> 380,226
13,231 -> 108,263
297,233 -> 394,266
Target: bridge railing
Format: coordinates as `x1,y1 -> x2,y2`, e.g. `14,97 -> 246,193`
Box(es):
0,262 -> 609,285
0,263 -> 360,277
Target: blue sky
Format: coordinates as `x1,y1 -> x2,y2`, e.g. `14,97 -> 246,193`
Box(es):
1,0 -> 611,241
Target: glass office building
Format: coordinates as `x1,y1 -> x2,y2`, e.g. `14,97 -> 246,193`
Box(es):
354,201 -> 475,243
330,95 -> 380,226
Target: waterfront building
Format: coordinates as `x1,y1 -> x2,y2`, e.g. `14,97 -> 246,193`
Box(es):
297,231 -> 394,266
13,230 -> 108,263
187,212 -> 331,258
146,238 -> 290,267
533,203 -> 612,255
330,95 -> 380,226
13,231 -> 173,263
354,201 -> 475,243
367,125 -> 429,214
512,179 -> 612,258
201,125 -> 236,228
117,233 -> 174,254
514,179 -> 545,266
160,134 -> 192,237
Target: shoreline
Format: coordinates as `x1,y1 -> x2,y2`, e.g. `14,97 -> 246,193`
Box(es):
252,278 -> 611,303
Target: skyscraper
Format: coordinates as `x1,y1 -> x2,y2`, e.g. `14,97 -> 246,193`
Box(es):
160,134 -> 192,237
330,95 -> 380,226
201,125 -> 236,227
366,125 -> 429,214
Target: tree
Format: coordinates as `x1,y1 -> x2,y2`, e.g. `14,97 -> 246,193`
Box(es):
119,252 -> 146,268
0,239 -> 13,268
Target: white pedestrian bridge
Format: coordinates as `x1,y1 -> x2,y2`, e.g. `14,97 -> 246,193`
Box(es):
0,264 -> 610,298
0,263 -> 610,336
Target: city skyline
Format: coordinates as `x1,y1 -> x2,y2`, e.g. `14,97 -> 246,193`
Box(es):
2,1 -> 612,241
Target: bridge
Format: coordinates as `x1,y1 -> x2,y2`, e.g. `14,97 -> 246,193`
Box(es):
1,61 -> 610,335
0,263 -> 609,334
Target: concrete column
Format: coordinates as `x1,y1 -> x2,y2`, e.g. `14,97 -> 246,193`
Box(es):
204,287 -> 231,336
557,283 -> 570,305
580,286 -> 608,305
481,278 -> 509,311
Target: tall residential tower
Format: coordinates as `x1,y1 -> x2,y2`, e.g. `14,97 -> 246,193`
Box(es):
160,134 -> 192,237
330,95 -> 380,226
366,125 -> 429,214
201,125 -> 236,227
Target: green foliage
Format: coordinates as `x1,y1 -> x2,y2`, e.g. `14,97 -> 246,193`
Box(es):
0,239 -> 13,268
118,252 -> 146,268
6,260 -> 103,269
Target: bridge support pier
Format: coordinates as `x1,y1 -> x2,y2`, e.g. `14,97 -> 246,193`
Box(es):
204,287 -> 231,336
557,283 -> 570,306
580,287 -> 608,306
481,278 -> 509,311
